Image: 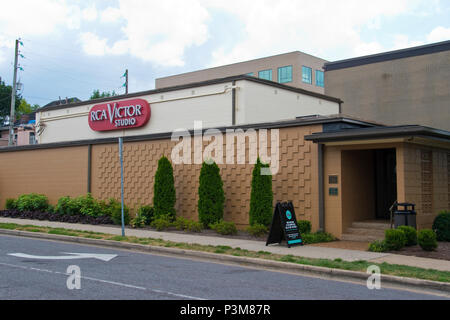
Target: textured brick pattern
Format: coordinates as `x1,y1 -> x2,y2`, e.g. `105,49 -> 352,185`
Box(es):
421,150 -> 433,216
90,125 -> 320,228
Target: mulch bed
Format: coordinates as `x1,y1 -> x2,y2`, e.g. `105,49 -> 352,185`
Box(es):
0,210 -> 114,225
389,242 -> 450,261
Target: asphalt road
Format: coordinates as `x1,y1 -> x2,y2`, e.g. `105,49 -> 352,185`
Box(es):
0,235 -> 447,300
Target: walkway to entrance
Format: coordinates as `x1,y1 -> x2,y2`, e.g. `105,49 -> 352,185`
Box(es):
341,220 -> 390,242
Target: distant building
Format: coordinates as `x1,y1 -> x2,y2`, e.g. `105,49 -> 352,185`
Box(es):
155,51 -> 327,94
0,112 -> 36,147
324,40 -> 450,131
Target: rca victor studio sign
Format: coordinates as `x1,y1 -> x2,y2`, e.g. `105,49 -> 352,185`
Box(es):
88,98 -> 151,131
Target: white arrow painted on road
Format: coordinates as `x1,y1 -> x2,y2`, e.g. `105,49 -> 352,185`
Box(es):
8,252 -> 117,262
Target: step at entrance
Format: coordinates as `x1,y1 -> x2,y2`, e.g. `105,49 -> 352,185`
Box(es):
341,220 -> 390,242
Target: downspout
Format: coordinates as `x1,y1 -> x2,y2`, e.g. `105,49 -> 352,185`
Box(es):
318,143 -> 325,232
87,144 -> 92,194
232,80 -> 236,125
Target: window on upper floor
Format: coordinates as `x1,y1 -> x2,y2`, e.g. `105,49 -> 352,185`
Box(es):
315,70 -> 324,87
246,72 -> 254,77
258,69 -> 273,81
277,66 -> 292,83
302,66 -> 312,84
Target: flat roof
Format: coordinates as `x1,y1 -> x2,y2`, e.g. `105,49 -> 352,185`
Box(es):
324,40 -> 450,71
0,115 -> 375,152
305,125 -> 450,143
37,75 -> 343,113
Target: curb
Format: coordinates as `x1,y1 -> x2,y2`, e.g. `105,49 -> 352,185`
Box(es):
1,228 -> 449,295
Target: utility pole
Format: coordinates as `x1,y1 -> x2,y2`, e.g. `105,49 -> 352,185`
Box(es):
9,39 -> 19,146
125,69 -> 128,94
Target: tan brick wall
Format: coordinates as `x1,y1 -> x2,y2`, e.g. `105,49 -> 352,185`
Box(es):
0,146 -> 88,206
0,125 -> 321,231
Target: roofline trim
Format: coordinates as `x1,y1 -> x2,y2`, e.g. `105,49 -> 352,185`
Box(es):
37,75 -> 342,113
324,40 -> 450,71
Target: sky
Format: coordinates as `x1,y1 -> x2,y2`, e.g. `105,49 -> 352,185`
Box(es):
0,0 -> 449,107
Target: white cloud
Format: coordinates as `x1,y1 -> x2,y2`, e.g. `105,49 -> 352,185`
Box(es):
80,0 -> 210,67
82,4 -> 98,22
427,26 -> 450,43
203,0 -> 436,65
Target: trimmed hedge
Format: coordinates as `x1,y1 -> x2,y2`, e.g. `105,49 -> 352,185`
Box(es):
418,229 -> 438,251
397,226 -> 417,246
198,161 -> 225,228
432,211 -> 450,242
249,158 -> 273,227
384,229 -> 407,251
153,156 -> 176,221
297,220 -> 312,235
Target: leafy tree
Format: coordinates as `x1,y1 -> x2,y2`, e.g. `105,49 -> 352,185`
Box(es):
249,158 -> 273,226
0,80 -> 22,125
153,156 -> 176,221
17,99 -> 39,117
90,89 -> 118,100
198,160 -> 225,227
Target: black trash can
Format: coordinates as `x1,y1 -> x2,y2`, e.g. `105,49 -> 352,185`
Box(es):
393,203 -> 416,229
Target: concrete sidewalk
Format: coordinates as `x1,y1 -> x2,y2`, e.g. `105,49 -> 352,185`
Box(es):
1,217 -> 449,272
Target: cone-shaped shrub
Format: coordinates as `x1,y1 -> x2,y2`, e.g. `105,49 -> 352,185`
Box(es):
249,158 -> 273,226
153,156 -> 176,221
198,160 -> 225,228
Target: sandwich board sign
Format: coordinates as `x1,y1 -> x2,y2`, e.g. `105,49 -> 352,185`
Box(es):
266,201 -> 303,248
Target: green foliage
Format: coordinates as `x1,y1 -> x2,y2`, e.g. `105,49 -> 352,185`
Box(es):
55,194 -> 103,217
106,198 -> 130,225
153,156 -> 176,221
89,89 -> 117,100
432,211 -> 450,242
137,205 -> 154,225
0,80 -> 22,124
150,216 -> 173,231
17,98 -> 39,118
246,223 -> 268,237
297,220 -> 312,235
384,229 -> 407,251
173,217 -> 203,232
368,240 -> 387,252
397,226 -> 417,246
5,198 -> 17,210
301,232 -> 336,245
418,229 -> 438,251
16,193 -> 49,212
198,161 -> 225,228
249,158 -> 273,227
130,214 -> 146,228
210,220 -> 237,235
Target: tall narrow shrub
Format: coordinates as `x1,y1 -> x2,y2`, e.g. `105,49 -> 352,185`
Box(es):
153,156 -> 176,221
249,158 -> 273,226
198,161 -> 225,227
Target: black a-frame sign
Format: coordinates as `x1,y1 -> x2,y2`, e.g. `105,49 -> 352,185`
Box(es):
266,201 -> 303,248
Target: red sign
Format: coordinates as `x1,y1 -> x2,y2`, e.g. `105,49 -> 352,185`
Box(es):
88,98 -> 151,131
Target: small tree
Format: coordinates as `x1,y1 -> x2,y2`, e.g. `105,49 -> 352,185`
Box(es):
153,156 -> 176,221
249,158 -> 273,226
198,160 -> 225,227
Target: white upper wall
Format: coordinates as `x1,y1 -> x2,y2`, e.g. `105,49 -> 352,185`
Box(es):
36,79 -> 340,144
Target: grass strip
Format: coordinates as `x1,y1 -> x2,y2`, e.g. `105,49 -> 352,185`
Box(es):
0,222 -> 449,283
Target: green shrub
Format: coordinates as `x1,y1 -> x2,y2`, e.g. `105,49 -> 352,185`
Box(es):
297,220 -> 312,235
185,220 -> 203,233
106,198 -> 130,225
210,220 -> 237,235
418,229 -> 438,251
397,226 -> 417,246
137,205 -> 154,225
76,193 -> 103,217
249,158 -> 273,227
368,240 -> 387,252
384,229 -> 407,251
302,232 -> 335,245
174,216 -> 189,230
16,193 -> 49,212
432,211 -> 450,242
153,156 -> 176,221
198,161 -> 225,228
5,198 -> 17,210
55,196 -> 76,215
151,216 -> 173,231
247,223 -> 268,237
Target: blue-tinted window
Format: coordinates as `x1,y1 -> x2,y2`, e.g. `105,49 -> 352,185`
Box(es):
302,66 -> 312,84
246,72 -> 254,76
258,69 -> 273,81
315,70 -> 324,87
277,66 -> 292,83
